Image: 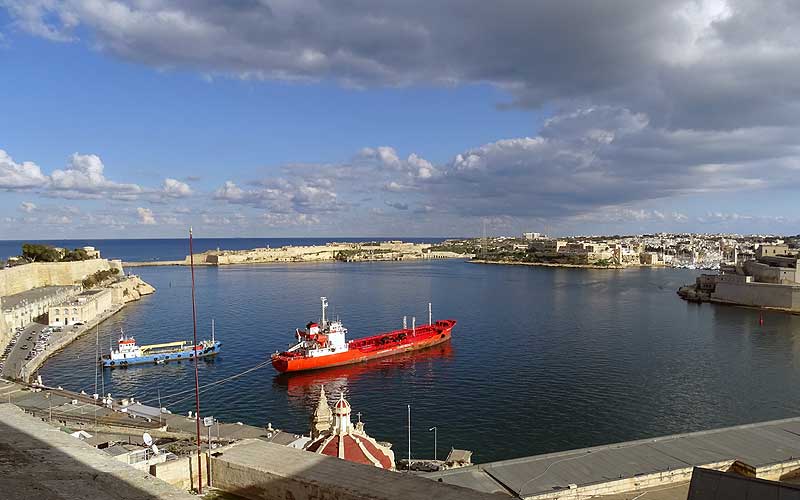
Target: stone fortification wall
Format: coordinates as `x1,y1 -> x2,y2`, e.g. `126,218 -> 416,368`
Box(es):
0,259 -> 123,297
185,242 -> 438,265
743,260 -> 799,284
712,282 -> 800,311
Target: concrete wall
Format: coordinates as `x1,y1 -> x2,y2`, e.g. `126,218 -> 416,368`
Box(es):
712,282 -> 800,310
0,259 -> 123,297
211,439 -> 501,500
744,260 -> 799,284
150,452 -> 209,491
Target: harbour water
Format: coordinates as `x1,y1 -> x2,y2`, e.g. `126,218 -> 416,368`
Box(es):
37,259 -> 800,463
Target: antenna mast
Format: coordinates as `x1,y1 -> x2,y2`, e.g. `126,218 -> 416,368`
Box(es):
321,297 -> 328,327
189,227 -> 203,494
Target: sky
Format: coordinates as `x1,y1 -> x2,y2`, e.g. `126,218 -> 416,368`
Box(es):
1,0 -> 799,239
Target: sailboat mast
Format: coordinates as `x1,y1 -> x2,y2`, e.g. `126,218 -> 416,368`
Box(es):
189,227 -> 203,493
94,325 -> 99,396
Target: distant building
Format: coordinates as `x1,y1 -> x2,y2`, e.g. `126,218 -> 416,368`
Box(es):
756,243 -> 792,259
48,289 -> 113,326
529,239 -> 567,253
304,387 -> 395,470
523,232 -> 544,241
82,246 -> 101,259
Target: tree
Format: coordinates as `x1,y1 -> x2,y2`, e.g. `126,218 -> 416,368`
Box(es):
21,243 -> 61,262
61,248 -> 90,261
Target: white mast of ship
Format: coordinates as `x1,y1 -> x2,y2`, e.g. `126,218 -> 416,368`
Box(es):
428,302 -> 432,325
321,297 -> 328,328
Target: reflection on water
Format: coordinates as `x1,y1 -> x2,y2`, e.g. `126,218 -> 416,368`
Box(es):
38,261 -> 800,463
275,343 -> 455,409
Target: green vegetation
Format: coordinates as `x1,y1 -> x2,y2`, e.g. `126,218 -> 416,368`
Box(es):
428,241 -> 480,254
61,248 -> 91,261
82,268 -> 119,288
18,243 -> 94,263
22,243 -> 63,262
334,248 -> 394,261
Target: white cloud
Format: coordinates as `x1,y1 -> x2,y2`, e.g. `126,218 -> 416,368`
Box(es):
136,207 -> 156,225
50,153 -> 143,199
162,178 -> 192,198
19,201 -> 37,213
0,149 -> 48,188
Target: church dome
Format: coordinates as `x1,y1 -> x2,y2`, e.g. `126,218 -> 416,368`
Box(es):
306,434 -> 394,469
304,390 -> 395,470
333,395 -> 351,414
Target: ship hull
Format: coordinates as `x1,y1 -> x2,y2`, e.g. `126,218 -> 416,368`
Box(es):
272,320 -> 455,373
101,341 -> 221,368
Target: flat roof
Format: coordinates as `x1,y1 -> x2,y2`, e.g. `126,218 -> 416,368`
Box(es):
0,404 -> 195,500
1,286 -> 77,310
425,416 -> 800,498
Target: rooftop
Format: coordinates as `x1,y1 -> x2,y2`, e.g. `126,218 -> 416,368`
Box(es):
1,285 -> 77,310
0,403 -> 194,500
425,415 -> 800,498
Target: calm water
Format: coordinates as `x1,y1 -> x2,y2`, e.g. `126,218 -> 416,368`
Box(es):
38,260 -> 800,463
0,237 -> 447,262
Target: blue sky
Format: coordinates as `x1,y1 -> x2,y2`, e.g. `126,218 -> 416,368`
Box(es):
1,1 -> 799,238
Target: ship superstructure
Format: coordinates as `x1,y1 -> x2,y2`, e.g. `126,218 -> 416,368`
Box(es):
271,297 -> 456,373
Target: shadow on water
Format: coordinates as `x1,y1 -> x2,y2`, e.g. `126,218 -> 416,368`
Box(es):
272,342 -> 455,403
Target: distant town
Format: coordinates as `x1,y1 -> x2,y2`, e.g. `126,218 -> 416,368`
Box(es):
433,231 -> 800,270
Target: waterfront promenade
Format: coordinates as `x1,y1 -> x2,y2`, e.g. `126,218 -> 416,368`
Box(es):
18,302 -> 125,382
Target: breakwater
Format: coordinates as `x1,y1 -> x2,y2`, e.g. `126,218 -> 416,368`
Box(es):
124,241 -> 470,267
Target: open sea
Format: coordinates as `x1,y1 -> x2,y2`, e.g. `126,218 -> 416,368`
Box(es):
18,239 -> 800,463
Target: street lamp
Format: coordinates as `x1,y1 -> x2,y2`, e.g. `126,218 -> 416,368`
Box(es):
428,426 -> 437,461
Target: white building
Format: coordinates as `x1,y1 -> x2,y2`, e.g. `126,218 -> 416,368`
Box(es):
49,289 -> 113,327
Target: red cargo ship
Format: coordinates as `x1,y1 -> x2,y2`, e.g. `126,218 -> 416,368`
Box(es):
271,297 -> 456,373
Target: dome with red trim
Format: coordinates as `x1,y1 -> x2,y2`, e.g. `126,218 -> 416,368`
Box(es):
305,391 -> 395,470
333,396 -> 351,414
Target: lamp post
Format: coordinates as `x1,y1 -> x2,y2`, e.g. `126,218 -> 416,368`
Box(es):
429,426 -> 438,461
407,404 -> 411,470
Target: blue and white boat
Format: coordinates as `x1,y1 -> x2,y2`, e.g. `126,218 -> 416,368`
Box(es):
100,330 -> 221,368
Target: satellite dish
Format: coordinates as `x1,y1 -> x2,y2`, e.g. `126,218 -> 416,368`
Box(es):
151,444 -> 160,455
142,432 -> 153,446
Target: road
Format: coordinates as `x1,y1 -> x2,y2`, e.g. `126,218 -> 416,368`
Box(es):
1,321 -> 47,379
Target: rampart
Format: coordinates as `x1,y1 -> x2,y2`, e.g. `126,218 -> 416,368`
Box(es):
712,281 -> 800,311
0,259 -> 123,297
